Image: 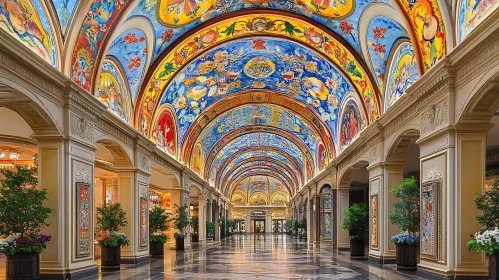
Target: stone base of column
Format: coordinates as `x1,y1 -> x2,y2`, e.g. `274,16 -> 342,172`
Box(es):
313,241 -> 320,251
368,254 -> 396,264
40,265 -> 98,280
198,239 -> 207,247
121,255 -> 149,264
416,269 -> 488,280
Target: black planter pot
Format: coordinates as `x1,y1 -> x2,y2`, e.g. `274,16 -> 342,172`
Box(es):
6,253 -> 39,280
192,235 -> 199,242
149,241 -> 164,256
350,240 -> 365,257
175,237 -> 185,250
396,244 -> 418,271
101,246 -> 121,269
489,250 -> 499,279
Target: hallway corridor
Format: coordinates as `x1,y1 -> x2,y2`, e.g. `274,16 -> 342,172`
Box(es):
91,234 -> 421,280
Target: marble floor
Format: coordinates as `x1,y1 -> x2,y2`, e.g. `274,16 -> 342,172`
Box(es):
0,234 -> 426,279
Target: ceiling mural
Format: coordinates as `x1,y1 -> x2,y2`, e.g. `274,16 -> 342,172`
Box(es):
226,169 -> 294,196
97,60 -> 131,123
71,0 -> 128,91
385,42 -> 419,110
136,13 -> 383,137
154,37 -> 360,147
367,16 -> 408,93
230,175 -> 289,206
222,162 -> 296,192
0,0 -> 57,67
150,105 -> 177,157
339,98 -> 365,150
197,104 -> 321,162
51,0 -> 79,35
395,0 -> 446,72
218,157 -> 301,190
458,0 -> 499,42
215,149 -> 303,187
207,132 -> 305,181
106,29 -> 148,104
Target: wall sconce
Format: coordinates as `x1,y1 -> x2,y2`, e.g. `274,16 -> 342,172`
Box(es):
313,204 -> 316,211
0,152 -> 5,158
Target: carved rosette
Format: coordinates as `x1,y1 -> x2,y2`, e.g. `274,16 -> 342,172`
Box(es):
70,113 -> 94,144
420,100 -> 449,137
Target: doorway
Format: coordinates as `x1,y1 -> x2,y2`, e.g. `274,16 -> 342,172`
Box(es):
252,220 -> 265,233
272,219 -> 285,232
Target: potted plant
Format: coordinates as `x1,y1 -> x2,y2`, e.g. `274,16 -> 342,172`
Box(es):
206,221 -> 214,240
191,215 -> 199,242
292,220 -> 299,237
173,203 -> 189,250
0,164 -> 52,279
299,218 -> 307,240
389,177 -> 420,271
340,203 -> 369,258
96,203 -> 129,269
219,217 -> 227,238
467,179 -> 499,278
149,206 -> 171,256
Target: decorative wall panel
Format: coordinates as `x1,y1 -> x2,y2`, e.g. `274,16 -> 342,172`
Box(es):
76,182 -> 90,257
421,180 -> 439,259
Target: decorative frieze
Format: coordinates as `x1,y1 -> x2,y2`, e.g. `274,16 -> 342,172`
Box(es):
421,100 -> 449,137
70,113 -> 94,143
423,166 -> 443,183
74,169 -> 91,184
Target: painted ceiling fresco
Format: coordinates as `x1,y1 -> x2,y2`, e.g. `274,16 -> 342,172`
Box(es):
155,37 -> 361,146
231,175 -> 289,206
137,14 -> 382,138
97,61 -> 131,123
51,0 -> 79,35
0,0 -> 57,67
106,29 -> 149,104
385,42 -> 419,110
367,16 -> 408,94
5,0 -> 496,203
208,132 -> 305,180
197,104 -> 321,163
215,150 -> 303,187
458,0 -> 499,42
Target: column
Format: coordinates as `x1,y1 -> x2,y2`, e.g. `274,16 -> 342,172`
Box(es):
37,137 -> 98,278
314,195 -> 320,246
198,197 -> 207,246
417,126 -> 488,277
116,168 -> 149,264
307,198 -> 314,244
214,203 -> 220,241
265,213 -> 272,233
245,210 -> 251,234
367,162 -> 403,263
336,187 -> 350,248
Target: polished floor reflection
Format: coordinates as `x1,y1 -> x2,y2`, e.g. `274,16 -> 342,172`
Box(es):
94,234 -> 422,280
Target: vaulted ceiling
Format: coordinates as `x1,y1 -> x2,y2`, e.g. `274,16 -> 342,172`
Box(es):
2,0 -> 498,204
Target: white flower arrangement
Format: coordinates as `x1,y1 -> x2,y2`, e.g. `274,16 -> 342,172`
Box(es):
468,227 -> 499,255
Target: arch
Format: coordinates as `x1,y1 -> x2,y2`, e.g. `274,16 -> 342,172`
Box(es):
95,59 -> 133,124
385,128 -> 420,162
459,68 -> 499,123
338,96 -> 367,152
135,10 -> 382,131
214,147 -> 305,187
181,90 -> 336,164
0,75 -> 61,135
95,139 -> 133,167
202,127 -> 315,180
320,184 -> 332,194
149,163 -> 181,189
149,104 -> 178,159
223,166 -> 296,195
217,156 -> 301,191
338,160 -> 370,187
227,173 -> 294,197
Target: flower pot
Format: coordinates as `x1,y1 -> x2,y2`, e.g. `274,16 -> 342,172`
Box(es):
101,246 -> 121,269
149,241 -> 164,256
350,240 -> 365,257
192,235 -> 199,243
489,250 -> 499,279
175,237 -> 184,250
6,253 -> 39,280
396,244 -> 418,271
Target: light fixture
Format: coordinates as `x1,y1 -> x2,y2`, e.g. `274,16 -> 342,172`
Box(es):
10,153 -> 19,160
0,152 -> 5,158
